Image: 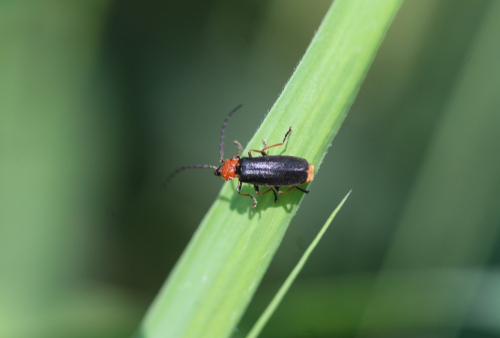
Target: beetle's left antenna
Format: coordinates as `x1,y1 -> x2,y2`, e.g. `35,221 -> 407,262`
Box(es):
163,164 -> 218,189
219,104 -> 243,163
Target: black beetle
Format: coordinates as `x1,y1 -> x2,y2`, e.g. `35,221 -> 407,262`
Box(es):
164,105 -> 314,207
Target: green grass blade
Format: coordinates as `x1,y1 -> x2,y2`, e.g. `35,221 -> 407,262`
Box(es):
246,192 -> 351,338
137,1 -> 401,337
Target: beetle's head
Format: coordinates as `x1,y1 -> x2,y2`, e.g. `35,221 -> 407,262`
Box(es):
214,165 -> 222,177
215,157 -> 239,181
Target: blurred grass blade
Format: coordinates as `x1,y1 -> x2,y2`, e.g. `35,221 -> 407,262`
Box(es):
137,1 -> 401,337
358,1 -> 500,334
246,192 -> 351,338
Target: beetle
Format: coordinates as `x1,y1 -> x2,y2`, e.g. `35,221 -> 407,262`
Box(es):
163,105 -> 314,208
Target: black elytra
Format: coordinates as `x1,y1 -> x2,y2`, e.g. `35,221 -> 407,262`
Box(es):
237,156 -> 310,187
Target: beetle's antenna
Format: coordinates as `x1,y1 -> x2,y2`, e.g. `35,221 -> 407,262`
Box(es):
163,164 -> 218,189
219,104 -> 243,163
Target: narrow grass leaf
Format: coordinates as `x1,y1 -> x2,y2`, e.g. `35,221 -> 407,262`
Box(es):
246,192 -> 351,338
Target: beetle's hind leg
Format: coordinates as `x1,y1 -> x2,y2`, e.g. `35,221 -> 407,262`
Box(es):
275,186 -> 293,194
254,185 -> 278,203
238,180 -> 257,208
295,186 -> 310,194
275,185 -> 310,195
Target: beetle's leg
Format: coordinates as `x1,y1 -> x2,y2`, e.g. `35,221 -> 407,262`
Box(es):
254,185 -> 278,203
261,126 -> 292,154
272,188 -> 278,202
248,149 -> 266,157
275,186 -> 295,194
247,127 -> 292,157
275,185 -> 309,195
295,186 -> 310,194
261,139 -> 268,155
238,180 -> 257,208
233,140 -> 243,157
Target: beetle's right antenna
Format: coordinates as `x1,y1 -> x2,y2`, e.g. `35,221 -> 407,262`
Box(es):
163,164 -> 218,189
219,104 -> 243,163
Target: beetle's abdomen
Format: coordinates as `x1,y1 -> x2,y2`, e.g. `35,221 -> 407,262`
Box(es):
237,156 -> 311,186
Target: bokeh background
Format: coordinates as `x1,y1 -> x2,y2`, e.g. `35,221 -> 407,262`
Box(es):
2,0 -> 500,337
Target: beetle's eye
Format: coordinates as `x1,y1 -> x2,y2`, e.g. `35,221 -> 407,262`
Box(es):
214,167 -> 221,176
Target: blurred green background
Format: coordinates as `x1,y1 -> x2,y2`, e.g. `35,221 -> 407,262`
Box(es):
1,0 -> 500,337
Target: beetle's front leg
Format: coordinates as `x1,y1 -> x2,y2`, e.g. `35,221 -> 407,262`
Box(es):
237,180 -> 257,208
